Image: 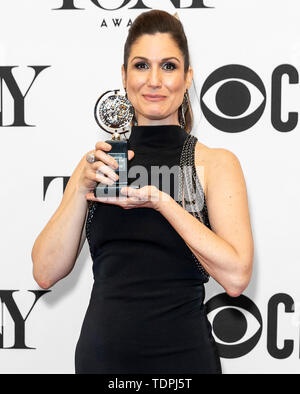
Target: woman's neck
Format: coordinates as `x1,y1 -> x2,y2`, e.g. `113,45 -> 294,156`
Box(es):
135,113 -> 180,127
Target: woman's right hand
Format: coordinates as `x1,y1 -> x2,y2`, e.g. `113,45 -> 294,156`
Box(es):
78,141 -> 135,196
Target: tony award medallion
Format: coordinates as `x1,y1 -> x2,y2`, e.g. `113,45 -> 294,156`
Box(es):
94,89 -> 136,198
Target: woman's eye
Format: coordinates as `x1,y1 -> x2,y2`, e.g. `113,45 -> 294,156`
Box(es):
163,62 -> 176,71
135,62 -> 148,70
134,62 -> 176,71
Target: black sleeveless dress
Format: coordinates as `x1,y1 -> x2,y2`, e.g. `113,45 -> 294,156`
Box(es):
75,125 -> 222,374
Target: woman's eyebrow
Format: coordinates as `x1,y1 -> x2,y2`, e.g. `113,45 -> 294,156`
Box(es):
131,56 -> 181,63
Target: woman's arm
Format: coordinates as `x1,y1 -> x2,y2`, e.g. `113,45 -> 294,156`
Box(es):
157,148 -> 254,297
31,142 -> 132,290
31,156 -> 89,289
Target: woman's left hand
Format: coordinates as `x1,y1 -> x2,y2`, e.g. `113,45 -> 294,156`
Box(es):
85,185 -> 171,211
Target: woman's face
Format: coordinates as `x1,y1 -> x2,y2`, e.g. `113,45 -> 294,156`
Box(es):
122,32 -> 193,126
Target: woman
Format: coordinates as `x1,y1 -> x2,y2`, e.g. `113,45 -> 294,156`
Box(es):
31,10 -> 254,374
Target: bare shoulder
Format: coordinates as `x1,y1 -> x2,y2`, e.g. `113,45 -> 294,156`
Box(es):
206,147 -> 245,193
194,141 -> 213,198
208,147 -> 241,169
195,143 -> 244,198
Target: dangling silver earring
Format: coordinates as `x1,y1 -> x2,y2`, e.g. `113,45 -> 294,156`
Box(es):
179,91 -> 189,129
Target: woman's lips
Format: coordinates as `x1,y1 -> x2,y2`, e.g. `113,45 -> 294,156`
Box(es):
143,95 -> 166,102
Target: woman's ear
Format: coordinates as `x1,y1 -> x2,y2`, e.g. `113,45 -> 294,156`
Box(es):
121,64 -> 127,90
186,66 -> 194,90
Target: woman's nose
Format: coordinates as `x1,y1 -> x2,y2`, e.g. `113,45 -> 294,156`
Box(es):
147,66 -> 162,88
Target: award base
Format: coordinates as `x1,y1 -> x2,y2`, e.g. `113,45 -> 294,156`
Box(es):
94,184 -> 125,198
93,138 -> 139,199
94,183 -> 140,198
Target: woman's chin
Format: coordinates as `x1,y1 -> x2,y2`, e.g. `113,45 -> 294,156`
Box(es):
140,112 -> 167,120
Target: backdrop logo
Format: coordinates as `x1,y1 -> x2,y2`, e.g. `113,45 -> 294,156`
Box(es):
52,0 -> 214,11
201,64 -> 299,133
43,176 -> 71,200
206,292 -> 300,359
0,290 -> 50,349
0,66 -> 50,127
206,293 -> 262,358
201,65 -> 266,133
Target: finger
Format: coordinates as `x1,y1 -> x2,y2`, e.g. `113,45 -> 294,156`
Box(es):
95,173 -> 115,186
85,192 -> 125,203
85,193 -> 143,211
128,150 -> 135,161
94,150 -> 119,170
85,191 -> 129,202
120,186 -> 139,198
95,141 -> 112,152
92,162 -> 119,182
87,168 -> 115,186
127,187 -> 148,201
85,192 -> 104,202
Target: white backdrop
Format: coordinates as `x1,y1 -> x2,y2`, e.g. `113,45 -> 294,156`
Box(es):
0,0 -> 299,374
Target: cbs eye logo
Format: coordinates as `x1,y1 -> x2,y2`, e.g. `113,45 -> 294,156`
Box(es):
206,293 -> 263,358
200,65 -> 266,133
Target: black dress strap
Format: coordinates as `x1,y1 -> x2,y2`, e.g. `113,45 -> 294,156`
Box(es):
178,134 -> 210,282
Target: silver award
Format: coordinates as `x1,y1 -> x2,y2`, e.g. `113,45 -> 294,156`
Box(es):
94,89 -> 138,198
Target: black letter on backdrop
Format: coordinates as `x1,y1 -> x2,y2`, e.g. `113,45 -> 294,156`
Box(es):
271,64 -> 298,132
128,0 -> 152,8
52,0 -> 84,10
168,0 -> 213,8
0,290 -> 50,349
43,176 -> 70,200
267,293 -> 294,359
90,0 -> 133,10
53,0 -> 214,10
0,66 -> 50,127
129,0 -> 213,8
